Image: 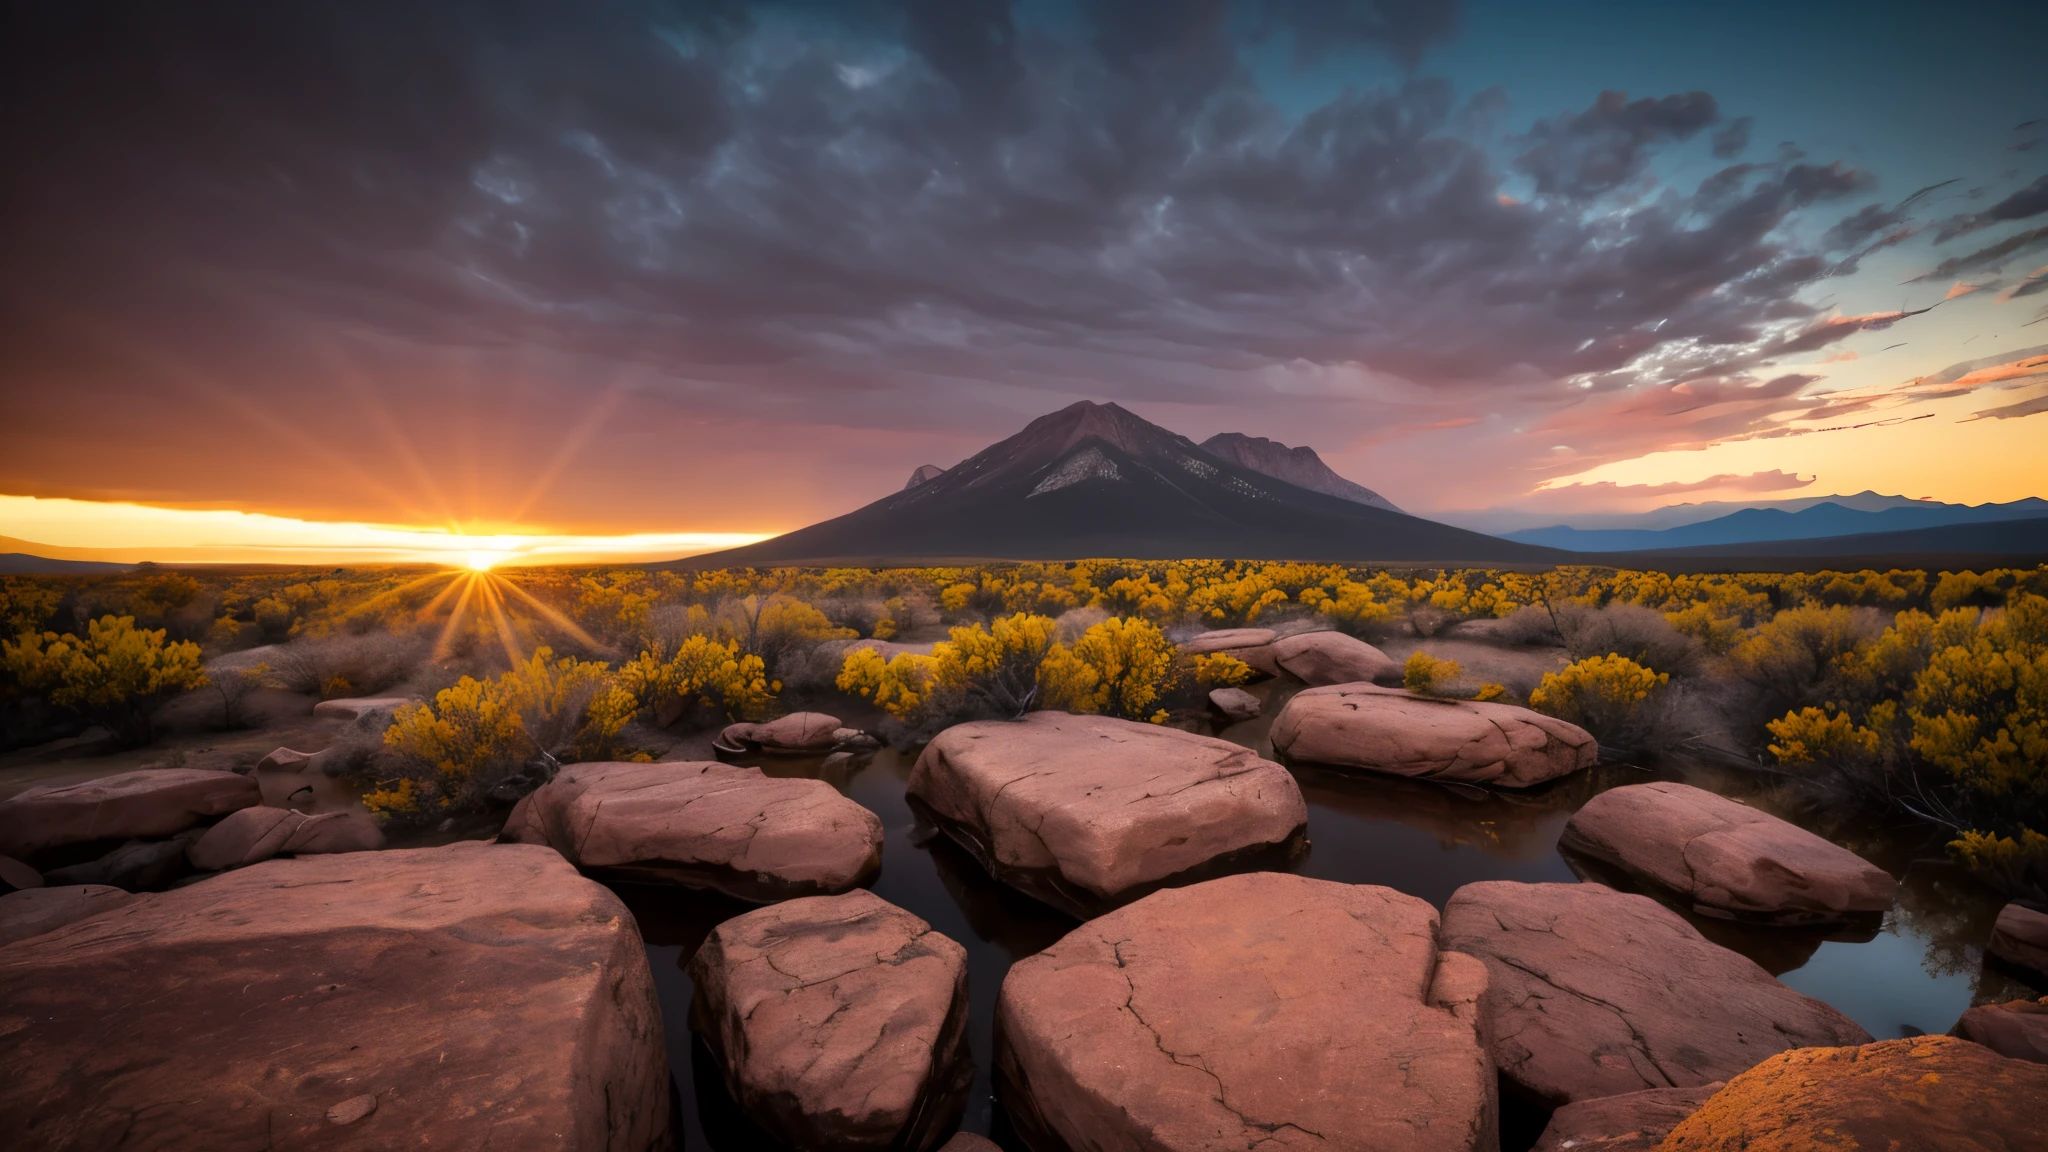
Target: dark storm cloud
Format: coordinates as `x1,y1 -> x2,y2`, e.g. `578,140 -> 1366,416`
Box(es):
1933,173 -> 2048,242
1250,0 -> 1462,68
0,0 -> 1906,467
1711,116 -> 1753,159
1512,90 -> 1720,199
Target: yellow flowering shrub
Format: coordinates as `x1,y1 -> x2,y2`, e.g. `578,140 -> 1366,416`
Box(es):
1042,616 -> 1180,720
1,615 -> 208,743
1403,651 -> 1461,694
1529,654 -> 1668,746
1766,706 -> 1881,769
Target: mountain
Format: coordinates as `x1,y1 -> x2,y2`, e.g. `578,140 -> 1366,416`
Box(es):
687,402 -> 1554,565
1440,491 -> 1954,536
0,552 -> 133,574
903,464 -> 948,490
1612,516 -> 2048,566
1507,498 -> 2048,552
1198,433 -> 1403,513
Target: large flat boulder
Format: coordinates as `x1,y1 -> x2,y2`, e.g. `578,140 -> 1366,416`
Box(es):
1560,782 -> 1894,925
997,872 -> 1496,1152
526,760 -> 883,901
1272,630 -> 1402,685
1531,1085 -> 1720,1152
0,843 -> 668,1151
716,711 -> 864,754
0,884 -> 137,948
1657,1035 -> 2048,1152
1952,997 -> 2048,1064
0,768 -> 261,859
907,712 -> 1307,917
1441,881 -> 1870,1107
1272,684 -> 1597,788
1179,627 -> 1276,655
688,890 -> 971,1149
1990,902 -> 2048,978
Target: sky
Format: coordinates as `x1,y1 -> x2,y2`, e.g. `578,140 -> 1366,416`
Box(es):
1,0 -> 2044,563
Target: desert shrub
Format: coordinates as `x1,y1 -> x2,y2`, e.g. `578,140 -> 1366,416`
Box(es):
747,596 -> 857,673
371,648 -> 623,821
1556,603 -> 1698,676
837,646 -> 935,720
1041,617 -> 1180,721
1494,605 -> 1563,646
1947,829 -> 2047,902
1766,706 -> 1881,774
1190,652 -> 1253,687
1,615 -> 208,744
1529,654 -> 1669,749
1403,651 -> 1462,695
614,634 -> 773,724
1907,593 -> 2048,827
1298,581 -> 1395,637
209,662 -> 270,730
1,577 -> 62,636
1054,605 -> 1112,642
1474,683 -> 1510,702
1930,570 -> 2007,614
1662,603 -> 1744,654
1728,604 -> 1882,716
1406,605 -> 1455,637
269,632 -> 430,697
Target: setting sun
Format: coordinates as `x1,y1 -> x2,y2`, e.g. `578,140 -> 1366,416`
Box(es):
465,550 -> 507,572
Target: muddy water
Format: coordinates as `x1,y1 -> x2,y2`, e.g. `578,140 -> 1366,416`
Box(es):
616,679 -> 2044,1150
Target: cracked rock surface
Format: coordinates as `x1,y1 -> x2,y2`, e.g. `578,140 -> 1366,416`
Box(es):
526,760 -> 883,901
689,890 -> 971,1150
0,884 -> 137,948
1271,684 -> 1596,788
1559,782 -> 1893,924
1657,1036 -> 2048,1151
1441,881 -> 1870,1108
0,842 -> 668,1151
0,767 -> 261,859
908,712 -> 1306,917
1270,630 -> 1402,686
1529,1083 -> 1720,1152
996,871 -> 1498,1152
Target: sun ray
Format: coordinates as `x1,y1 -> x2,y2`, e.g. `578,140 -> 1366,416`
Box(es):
413,570 -> 470,621
433,572 -> 483,661
495,576 -> 606,652
478,575 -> 525,667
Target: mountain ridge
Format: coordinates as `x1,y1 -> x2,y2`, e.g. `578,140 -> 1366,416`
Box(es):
1507,498 -> 2048,551
1199,433 -> 1402,513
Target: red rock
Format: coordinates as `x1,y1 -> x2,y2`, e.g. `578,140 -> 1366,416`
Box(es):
937,1135 -> 1000,1152
0,884 -> 136,947
1952,997 -> 2048,1064
1207,686 -> 1261,722
689,890 -> 971,1149
279,810 -> 385,855
1560,782 -> 1894,924
498,791 -> 549,845
1272,630 -> 1402,685
187,806 -> 304,871
717,711 -> 844,753
1271,684 -> 1597,788
0,854 -> 40,892
1441,881 -> 1870,1107
0,843 -> 667,1151
311,696 -> 412,721
1990,902 -> 2048,978
908,712 -> 1307,916
256,747 -> 317,773
526,760 -> 883,901
997,872 -> 1497,1152
1531,1084 -> 1721,1152
1658,1036 -> 2048,1152
1179,627 -> 1277,654
0,768 -> 262,859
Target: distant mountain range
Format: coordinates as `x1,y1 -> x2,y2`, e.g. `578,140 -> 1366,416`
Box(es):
693,402 -> 1545,564
1505,498 -> 2048,552
1635,516 -> 2048,564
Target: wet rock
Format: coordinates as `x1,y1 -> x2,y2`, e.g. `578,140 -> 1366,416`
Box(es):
1658,1035 -> 2048,1152
908,712 -> 1307,917
1530,1084 -> 1720,1152
997,872 -> 1497,1152
44,837 -> 193,891
1990,903 -> 2048,978
256,746 -> 318,773
716,711 -> 845,754
689,890 -> 971,1149
0,854 -> 40,893
526,760 -> 883,901
0,884 -> 136,947
0,843 -> 668,1151
1440,881 -> 1870,1107
1952,997 -> 2048,1064
1272,630 -> 1402,686
1271,683 -> 1597,788
1207,686 -> 1261,722
0,768 -> 261,859
311,696 -> 412,721
1560,781 -> 1894,925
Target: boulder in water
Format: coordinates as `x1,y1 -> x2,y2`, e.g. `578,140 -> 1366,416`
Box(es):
1530,1084 -> 1721,1152
1990,902 -> 2048,978
1271,630 -> 1401,685
1951,996 -> 2048,1064
1271,684 -> 1596,788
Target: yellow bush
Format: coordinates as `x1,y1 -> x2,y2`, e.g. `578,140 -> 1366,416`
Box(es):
1906,593 -> 2048,805
1041,616 -> 1179,721
2,615 -> 208,742
617,634 -> 772,722
1474,683 -> 1509,703
1,577 -> 62,636
1529,654 -> 1668,745
1948,828 -> 2048,895
837,646 -> 935,720
1403,651 -> 1462,694
1766,706 -> 1880,768
1664,603 -> 1743,654
1190,652 -> 1253,688
928,613 -> 1061,714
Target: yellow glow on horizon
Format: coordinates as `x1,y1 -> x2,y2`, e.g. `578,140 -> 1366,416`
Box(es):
0,495 -> 772,567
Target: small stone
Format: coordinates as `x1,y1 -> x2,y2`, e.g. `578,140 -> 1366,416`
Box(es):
325,1094 -> 377,1125
1207,686 -> 1261,722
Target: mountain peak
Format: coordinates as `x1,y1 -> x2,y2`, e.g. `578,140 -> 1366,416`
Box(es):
1201,432 -> 1402,513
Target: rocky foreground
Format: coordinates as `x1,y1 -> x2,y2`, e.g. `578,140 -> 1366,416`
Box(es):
1,684 -> 2043,1150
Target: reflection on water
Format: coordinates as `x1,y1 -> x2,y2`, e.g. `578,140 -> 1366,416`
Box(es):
617,683 -> 2046,1148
